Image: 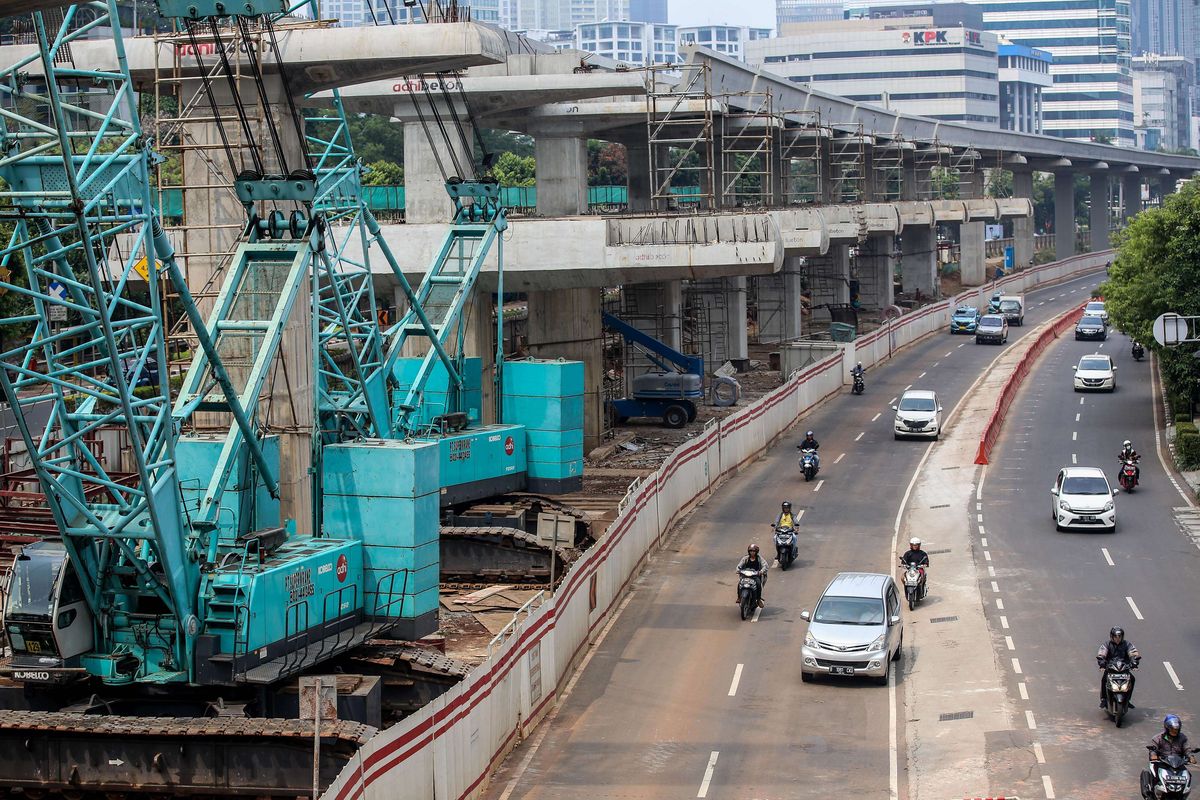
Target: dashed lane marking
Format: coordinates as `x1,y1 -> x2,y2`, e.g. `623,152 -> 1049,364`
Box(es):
1072,453 -> 1077,464
1019,682 -> 1029,700
834,453 -> 845,464
1005,635 -> 1015,651
697,751 -> 719,798
1043,774 -> 1056,799
1000,615 -> 1009,629
1034,742 -> 1046,764
1165,661 -> 1184,690
751,606 -> 762,623
992,581 -> 1001,594
996,598 -> 1004,610
813,480 -> 824,493
918,371 -> 927,379
1126,596 -> 1144,620
728,664 -> 744,697
944,351 -> 953,358
855,432 -> 864,441
1013,658 -> 1023,674
1026,709 -> 1037,729
1102,547 -> 1114,566
872,412 -> 882,422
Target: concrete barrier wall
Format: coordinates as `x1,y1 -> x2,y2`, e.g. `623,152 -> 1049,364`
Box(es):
321,249 -> 1112,800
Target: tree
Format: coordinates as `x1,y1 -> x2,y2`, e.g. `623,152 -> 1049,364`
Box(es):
1101,180 -> 1200,410
363,159 -> 403,185
588,140 -> 628,186
493,151 -> 536,187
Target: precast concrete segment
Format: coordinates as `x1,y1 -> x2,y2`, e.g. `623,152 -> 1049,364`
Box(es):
483,271 -> 1107,800
977,324 -> 1200,797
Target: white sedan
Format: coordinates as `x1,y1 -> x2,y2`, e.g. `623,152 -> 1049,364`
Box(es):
1073,354 -> 1116,392
1084,300 -> 1108,324
1051,466 -> 1118,532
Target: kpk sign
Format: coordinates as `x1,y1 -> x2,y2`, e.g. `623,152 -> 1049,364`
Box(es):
901,29 -> 986,47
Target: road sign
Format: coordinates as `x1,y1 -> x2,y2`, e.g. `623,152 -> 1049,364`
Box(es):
1152,312 -> 1197,347
47,279 -> 65,301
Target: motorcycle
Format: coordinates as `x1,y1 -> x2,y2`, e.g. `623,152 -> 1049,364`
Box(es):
852,368 -> 865,395
1100,656 -> 1137,727
1141,746 -> 1200,799
799,448 -> 820,482
899,559 -> 925,610
1132,341 -> 1145,361
774,525 -> 797,571
737,568 -> 763,621
1119,457 -> 1140,492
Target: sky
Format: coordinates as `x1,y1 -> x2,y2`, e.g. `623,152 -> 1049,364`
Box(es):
669,0 -> 776,29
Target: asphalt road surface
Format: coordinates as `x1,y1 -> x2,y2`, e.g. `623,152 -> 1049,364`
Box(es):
979,318 -> 1200,800
486,273 -> 1106,800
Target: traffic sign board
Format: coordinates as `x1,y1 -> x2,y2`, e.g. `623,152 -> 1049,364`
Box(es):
47,279 -> 65,301
1152,312 -> 1196,348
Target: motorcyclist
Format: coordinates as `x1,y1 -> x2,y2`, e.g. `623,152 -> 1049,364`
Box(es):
774,501 -> 799,561
851,362 -> 865,380
1119,439 -> 1142,483
1143,715 -> 1193,797
798,430 -> 820,470
735,544 -> 769,608
899,537 -> 929,598
1097,626 -> 1140,708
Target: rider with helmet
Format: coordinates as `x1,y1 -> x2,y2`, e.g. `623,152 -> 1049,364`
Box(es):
1119,439 -> 1142,483
735,543 -> 769,608
1098,626 -> 1141,708
1143,715 -> 1194,797
899,537 -> 929,598
774,501 -> 799,561
798,430 -> 821,471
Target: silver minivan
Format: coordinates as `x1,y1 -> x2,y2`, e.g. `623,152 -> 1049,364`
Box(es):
800,572 -> 903,685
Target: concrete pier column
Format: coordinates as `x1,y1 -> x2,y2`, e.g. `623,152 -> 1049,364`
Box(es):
626,141 -> 652,212
621,280 -> 683,365
900,228 -> 938,299
756,257 -> 804,342
959,221 -> 986,286
1012,169 -> 1035,269
1121,173 -> 1143,224
534,134 -> 588,217
727,277 -> 749,361
1089,173 -> 1110,252
857,235 -> 896,309
526,287 -> 604,452
1157,173 -> 1177,206
1054,170 -> 1077,259
404,119 -> 472,224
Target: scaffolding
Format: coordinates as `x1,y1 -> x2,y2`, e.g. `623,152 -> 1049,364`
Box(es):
912,140 -> 952,200
779,111 -> 826,205
683,280 -> 730,370
646,63 -> 716,211
829,124 -> 868,204
872,137 -> 907,202
718,91 -> 775,208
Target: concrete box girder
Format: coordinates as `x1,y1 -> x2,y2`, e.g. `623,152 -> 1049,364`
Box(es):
931,200 -> 968,223
896,202 -> 935,229
965,198 -> 999,222
997,198 -> 1034,219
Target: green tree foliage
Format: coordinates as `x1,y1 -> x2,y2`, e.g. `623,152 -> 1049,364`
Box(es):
588,140 -> 628,186
344,114 -> 406,164
1101,180 -> 1200,418
494,151 -> 536,187
363,159 -> 404,185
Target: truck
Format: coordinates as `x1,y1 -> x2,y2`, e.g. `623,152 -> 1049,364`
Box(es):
998,294 -> 1025,326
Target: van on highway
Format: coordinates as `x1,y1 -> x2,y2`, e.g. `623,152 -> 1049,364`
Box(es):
800,572 -> 903,686
998,294 -> 1025,326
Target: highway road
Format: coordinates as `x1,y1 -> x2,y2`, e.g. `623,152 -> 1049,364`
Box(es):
978,319 -> 1200,799
486,272 -> 1106,800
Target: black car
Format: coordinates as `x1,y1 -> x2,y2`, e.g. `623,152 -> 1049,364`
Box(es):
1075,315 -> 1107,341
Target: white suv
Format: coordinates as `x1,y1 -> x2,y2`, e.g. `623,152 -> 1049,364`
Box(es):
1051,466 -> 1118,532
893,389 -> 943,440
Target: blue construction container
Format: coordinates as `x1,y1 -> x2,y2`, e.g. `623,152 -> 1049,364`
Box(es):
500,360 -> 585,494
393,357 -> 484,426
321,439 -> 441,639
430,424 -> 526,505
175,434 -> 280,538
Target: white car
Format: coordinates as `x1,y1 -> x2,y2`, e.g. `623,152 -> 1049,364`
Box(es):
893,389 -> 943,440
1084,300 -> 1108,324
1073,353 -> 1117,392
1051,466 -> 1118,532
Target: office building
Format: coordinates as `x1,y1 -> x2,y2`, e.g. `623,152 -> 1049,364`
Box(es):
320,0 -> 500,25
970,0 -> 1135,146
519,0 -> 629,30
576,20 -> 678,65
748,16 -> 1001,125
776,0 -> 844,28
1130,0 -> 1195,58
1133,54 -> 1194,151
677,25 -> 773,62
998,39 -> 1052,133
630,0 -> 667,23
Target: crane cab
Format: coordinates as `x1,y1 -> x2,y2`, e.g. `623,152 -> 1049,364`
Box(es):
3,541 -> 93,683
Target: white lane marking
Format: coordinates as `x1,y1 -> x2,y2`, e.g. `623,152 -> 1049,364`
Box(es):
984,550 -> 992,562
1013,658 -> 1023,674
977,468 -> 987,501
1072,453 -> 1078,464
1102,548 -> 1114,566
981,537 -> 988,547
834,452 -> 846,464
1018,681 -> 1028,700
976,502 -> 982,511
752,606 -> 762,623
1072,431 -> 1078,441
977,513 -> 984,523
1151,352 -> 1197,507
918,371 -> 927,379
992,581 -> 1001,594
1034,742 -> 1046,764
1026,709 -> 1037,729
1075,412 -> 1080,422
1080,397 -> 1085,405
1005,635 -> 1015,651
996,598 -> 1004,610
813,480 -> 824,493
1098,343 -> 1104,349
855,432 -> 865,441
697,751 -> 719,798
1165,661 -> 1185,690
944,351 -> 953,358
1126,596 -> 1144,620
795,509 -> 805,520
904,384 -> 912,391
888,396 -> 898,405
988,566 -> 996,577
728,664 -> 744,697
958,343 -> 966,348
872,412 -> 882,422
932,361 -> 940,368
1043,774 -> 1056,799
1000,615 -> 1009,629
